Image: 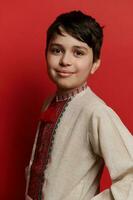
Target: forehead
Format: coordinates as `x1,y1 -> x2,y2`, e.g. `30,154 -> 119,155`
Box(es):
49,31 -> 90,49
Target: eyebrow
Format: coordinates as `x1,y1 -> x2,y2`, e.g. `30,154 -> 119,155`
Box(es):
49,43 -> 88,51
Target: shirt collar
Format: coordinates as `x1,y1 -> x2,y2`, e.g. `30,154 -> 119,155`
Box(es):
55,82 -> 88,102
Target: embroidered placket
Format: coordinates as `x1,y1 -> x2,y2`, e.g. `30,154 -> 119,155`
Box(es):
27,98 -> 70,200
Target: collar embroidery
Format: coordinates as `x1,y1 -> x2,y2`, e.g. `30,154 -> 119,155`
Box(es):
55,82 -> 88,102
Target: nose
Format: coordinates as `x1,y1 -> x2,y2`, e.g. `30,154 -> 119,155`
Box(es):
59,52 -> 72,67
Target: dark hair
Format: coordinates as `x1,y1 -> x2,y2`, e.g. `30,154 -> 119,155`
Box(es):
46,10 -> 103,62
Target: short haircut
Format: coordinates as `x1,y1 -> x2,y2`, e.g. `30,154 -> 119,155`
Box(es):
45,10 -> 104,62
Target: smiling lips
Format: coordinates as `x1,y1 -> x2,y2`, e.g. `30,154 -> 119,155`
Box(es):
56,70 -> 75,77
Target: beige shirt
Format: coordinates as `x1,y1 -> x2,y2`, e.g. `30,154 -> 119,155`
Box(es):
26,87 -> 133,200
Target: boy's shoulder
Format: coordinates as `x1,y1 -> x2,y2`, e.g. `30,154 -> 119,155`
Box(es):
85,86 -> 106,104
80,87 -> 116,117
81,86 -> 108,109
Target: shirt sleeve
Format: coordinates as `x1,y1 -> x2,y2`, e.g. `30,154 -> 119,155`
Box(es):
89,105 -> 133,200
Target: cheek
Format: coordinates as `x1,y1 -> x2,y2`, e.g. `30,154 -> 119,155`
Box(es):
76,61 -> 92,74
46,53 -> 59,67
46,54 -> 53,67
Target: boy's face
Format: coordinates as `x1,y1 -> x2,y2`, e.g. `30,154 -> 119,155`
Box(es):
46,30 -> 100,92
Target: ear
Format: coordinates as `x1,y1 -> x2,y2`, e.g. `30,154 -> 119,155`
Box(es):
90,59 -> 101,74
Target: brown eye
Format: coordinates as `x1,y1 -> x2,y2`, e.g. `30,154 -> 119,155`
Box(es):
50,47 -> 62,55
74,50 -> 85,57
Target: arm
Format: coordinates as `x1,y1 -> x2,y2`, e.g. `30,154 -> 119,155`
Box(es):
89,106 -> 133,200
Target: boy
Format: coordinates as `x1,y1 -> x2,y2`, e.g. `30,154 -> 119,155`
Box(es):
25,10 -> 133,200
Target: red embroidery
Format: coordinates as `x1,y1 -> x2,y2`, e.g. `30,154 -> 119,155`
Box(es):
28,98 -> 68,200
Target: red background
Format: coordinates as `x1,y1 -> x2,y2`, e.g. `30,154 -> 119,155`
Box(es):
1,1 -> 133,199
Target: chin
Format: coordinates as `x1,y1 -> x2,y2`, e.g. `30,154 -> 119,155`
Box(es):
57,83 -> 72,91
53,80 -> 72,90
56,81 -> 82,92
50,76 -> 84,91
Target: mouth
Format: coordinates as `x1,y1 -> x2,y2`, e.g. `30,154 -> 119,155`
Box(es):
56,70 -> 75,77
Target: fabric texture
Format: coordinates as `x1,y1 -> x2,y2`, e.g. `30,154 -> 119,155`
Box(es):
25,86 -> 133,200
27,98 -> 69,199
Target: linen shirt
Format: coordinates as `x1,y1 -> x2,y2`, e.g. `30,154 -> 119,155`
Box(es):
26,86 -> 133,200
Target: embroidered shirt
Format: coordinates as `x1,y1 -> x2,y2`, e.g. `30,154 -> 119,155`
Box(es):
26,87 -> 133,200
27,83 -> 87,200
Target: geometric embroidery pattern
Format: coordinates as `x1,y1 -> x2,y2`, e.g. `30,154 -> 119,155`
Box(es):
28,98 -> 70,200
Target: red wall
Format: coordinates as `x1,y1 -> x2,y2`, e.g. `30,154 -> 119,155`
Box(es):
1,1 -> 133,199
